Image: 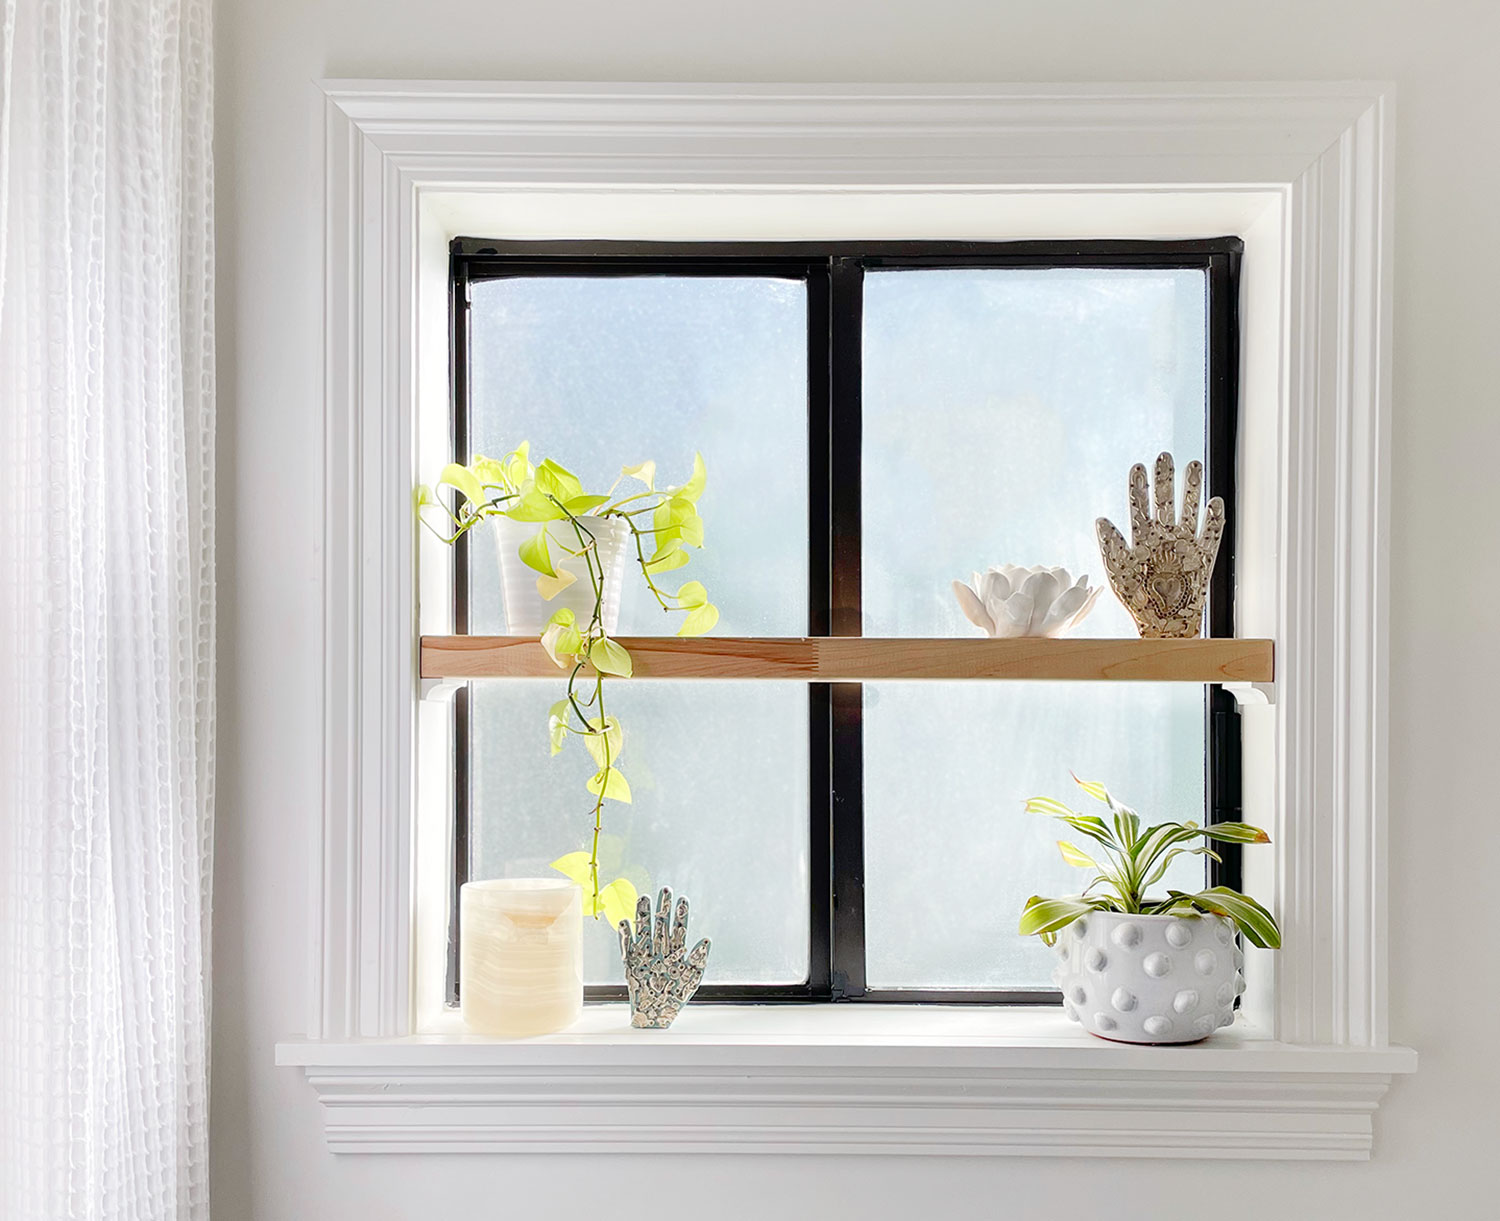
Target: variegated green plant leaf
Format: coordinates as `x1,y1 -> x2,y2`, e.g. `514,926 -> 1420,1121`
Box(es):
1017,895 -> 1099,938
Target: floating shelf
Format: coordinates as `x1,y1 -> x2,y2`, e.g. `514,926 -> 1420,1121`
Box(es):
420,636 -> 1273,684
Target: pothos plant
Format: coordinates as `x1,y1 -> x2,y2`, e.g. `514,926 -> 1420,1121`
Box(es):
1016,775 -> 1282,949
417,443 -> 719,928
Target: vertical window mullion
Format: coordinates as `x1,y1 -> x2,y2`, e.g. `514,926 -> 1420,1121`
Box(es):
1206,249 -> 1244,895
828,257 -> 866,999
446,255 -> 474,1006
806,263 -> 834,997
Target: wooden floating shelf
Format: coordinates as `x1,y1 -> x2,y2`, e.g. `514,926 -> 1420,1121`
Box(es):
421,635 -> 1274,684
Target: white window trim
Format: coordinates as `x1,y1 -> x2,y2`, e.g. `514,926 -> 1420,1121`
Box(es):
279,80 -> 1415,1159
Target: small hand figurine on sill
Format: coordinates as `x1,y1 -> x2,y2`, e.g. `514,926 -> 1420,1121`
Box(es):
618,887 -> 710,1029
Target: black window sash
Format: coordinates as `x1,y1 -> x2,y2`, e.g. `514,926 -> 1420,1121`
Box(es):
447,237 -> 1243,1006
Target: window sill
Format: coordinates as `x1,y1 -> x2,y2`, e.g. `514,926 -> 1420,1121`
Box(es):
276,1005 -> 1415,1159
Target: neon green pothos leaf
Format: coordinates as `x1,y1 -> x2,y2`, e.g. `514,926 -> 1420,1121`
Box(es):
582,716 -> 623,769
533,459 -> 584,505
589,636 -> 633,677
675,580 -> 709,609
550,851 -> 593,889
677,603 -> 719,637
502,443 -> 533,488
536,568 -> 577,600
547,697 -> 572,756
672,452 -> 707,503
596,877 -> 639,927
587,766 -> 632,804
620,460 -> 656,491
563,494 -> 610,515
504,489 -> 567,522
438,462 -> 485,508
517,528 -> 555,577
645,549 -> 691,575
540,621 -> 583,668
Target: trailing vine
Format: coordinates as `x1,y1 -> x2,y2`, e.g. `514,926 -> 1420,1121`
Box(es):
418,444 -> 716,927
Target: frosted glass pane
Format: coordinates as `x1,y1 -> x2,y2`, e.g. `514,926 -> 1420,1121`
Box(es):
470,681 -> 809,985
862,267 -> 1207,637
862,682 -> 1206,990
467,276 -> 808,636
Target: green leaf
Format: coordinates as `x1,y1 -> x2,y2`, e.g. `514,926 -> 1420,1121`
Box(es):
470,454 -> 509,489
587,766 -> 632,804
675,580 -> 709,609
438,462 -> 485,508
504,489 -> 567,522
672,452 -> 707,503
620,460 -> 656,491
1057,840 -> 1098,869
1129,822 -> 1201,877
597,877 -> 639,927
1175,886 -> 1281,949
589,636 -> 634,677
1071,774 -> 1111,804
550,851 -> 593,888
1025,796 -> 1079,819
1018,896 -> 1098,938
677,602 -> 719,637
1053,813 -> 1117,850
649,533 -> 683,563
582,716 -> 623,769
414,483 -> 435,509
644,548 -> 691,575
653,496 -> 698,530
547,697 -> 572,756
1139,844 -> 1219,892
540,622 -> 583,668
533,459 -> 585,505
536,568 -> 578,600
502,443 -> 533,488
517,528 -> 555,576
548,608 -> 577,628
1199,822 -> 1272,845
563,494 -> 611,515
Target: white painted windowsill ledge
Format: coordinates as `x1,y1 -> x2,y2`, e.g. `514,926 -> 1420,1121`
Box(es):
276,1006 -> 1416,1159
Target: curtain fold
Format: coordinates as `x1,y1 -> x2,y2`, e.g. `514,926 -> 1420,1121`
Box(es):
0,0 -> 215,1216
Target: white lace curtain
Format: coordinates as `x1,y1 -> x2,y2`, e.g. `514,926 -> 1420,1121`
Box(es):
0,0 -> 215,1216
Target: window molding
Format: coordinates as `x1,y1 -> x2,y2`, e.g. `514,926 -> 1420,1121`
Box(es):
293,79 -> 1411,1157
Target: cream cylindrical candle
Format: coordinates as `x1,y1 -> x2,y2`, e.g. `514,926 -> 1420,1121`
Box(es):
460,878 -> 583,1036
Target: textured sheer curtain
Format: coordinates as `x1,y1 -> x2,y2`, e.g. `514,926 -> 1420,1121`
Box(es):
0,0 -> 215,1217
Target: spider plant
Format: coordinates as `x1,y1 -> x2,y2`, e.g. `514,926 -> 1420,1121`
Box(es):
1017,774 -> 1282,949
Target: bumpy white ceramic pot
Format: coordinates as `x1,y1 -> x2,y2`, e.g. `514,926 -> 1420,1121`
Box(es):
1051,910 -> 1245,1044
492,514 -> 632,635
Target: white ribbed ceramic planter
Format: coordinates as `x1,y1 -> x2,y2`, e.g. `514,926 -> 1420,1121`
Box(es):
492,515 -> 631,635
1051,909 -> 1245,1044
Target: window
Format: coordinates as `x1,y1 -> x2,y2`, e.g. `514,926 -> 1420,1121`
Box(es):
447,238 -> 1241,1005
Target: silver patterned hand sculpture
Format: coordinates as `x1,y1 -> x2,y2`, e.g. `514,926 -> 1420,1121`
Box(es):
1095,452 -> 1225,639
618,887 -> 710,1029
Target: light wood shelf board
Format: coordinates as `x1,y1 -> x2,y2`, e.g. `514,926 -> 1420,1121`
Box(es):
420,636 -> 1274,684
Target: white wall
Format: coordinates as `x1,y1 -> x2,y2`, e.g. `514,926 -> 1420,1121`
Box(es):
213,2 -> 1500,1217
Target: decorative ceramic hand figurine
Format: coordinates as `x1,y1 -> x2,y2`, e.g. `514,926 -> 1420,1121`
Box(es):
618,887 -> 710,1029
952,565 -> 1101,638
1095,453 -> 1225,639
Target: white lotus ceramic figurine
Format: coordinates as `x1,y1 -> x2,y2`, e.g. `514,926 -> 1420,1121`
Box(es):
951,565 -> 1102,638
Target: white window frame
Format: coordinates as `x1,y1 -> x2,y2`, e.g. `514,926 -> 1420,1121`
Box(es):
278,80 -> 1416,1159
